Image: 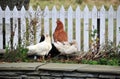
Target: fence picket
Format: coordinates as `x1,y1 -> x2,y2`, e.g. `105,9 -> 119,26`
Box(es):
36,6 -> 42,43
44,6 -> 49,35
13,6 -> 18,48
100,5 -> 106,46
0,6 -> 4,18
60,6 -> 65,29
5,6 -> 11,47
0,7 -> 3,49
75,6 -> 81,51
108,5 -> 114,42
91,6 -> 97,51
28,6 -> 35,19
83,5 -> 89,52
20,6 -> 26,46
52,6 -> 57,42
92,6 -> 97,37
68,6 -> 73,42
28,6 -> 35,45
116,6 -> 120,46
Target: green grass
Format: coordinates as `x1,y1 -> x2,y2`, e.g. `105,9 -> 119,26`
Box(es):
30,0 -> 120,10
80,58 -> 120,66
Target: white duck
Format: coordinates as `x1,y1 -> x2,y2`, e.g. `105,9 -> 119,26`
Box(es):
53,40 -> 78,55
27,34 -> 52,60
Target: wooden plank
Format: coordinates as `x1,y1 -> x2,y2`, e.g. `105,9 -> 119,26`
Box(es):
28,6 -> 35,45
20,6 -> 26,46
36,6 -> 42,43
28,6 -> 35,19
116,6 -> 120,46
68,6 -> 73,42
44,6 -> 49,35
83,5 -> 89,52
5,6 -> 11,48
108,5 -> 114,42
0,7 -> 3,49
52,6 -> 57,42
13,6 -> 18,48
75,6 -> 81,51
0,6 -> 4,18
92,6 -> 97,38
91,6 -> 97,51
60,5 -> 65,29
100,6 -> 106,46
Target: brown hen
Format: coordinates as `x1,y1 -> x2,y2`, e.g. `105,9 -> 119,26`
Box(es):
53,19 -> 68,42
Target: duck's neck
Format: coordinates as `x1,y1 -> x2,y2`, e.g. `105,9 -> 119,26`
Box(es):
45,37 -> 51,43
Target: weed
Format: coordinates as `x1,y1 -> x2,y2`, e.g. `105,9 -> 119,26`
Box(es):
3,45 -> 29,62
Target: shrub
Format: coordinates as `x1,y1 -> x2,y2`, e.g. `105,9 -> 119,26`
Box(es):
3,45 -> 28,62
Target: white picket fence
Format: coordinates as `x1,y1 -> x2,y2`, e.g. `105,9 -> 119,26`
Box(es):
0,5 -> 120,52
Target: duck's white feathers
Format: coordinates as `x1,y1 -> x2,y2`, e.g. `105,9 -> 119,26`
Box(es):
65,41 -> 78,54
27,34 -> 52,56
53,40 -> 78,55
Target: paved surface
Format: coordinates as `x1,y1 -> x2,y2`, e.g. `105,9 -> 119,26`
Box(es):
38,63 -> 88,71
0,62 -> 44,70
77,64 -> 120,74
0,62 -> 120,74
